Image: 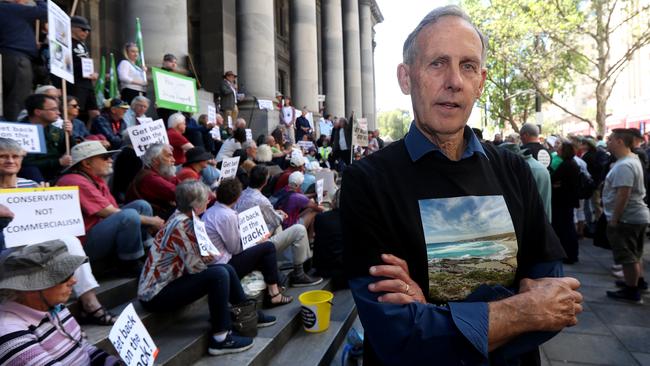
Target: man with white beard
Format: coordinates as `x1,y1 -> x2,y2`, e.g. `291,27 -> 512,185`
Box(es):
127,143 -> 180,220
57,141 -> 164,276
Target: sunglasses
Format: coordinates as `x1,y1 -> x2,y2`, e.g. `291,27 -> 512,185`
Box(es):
69,104 -> 80,109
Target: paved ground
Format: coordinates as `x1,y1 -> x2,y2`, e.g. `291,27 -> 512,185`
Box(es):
540,238 -> 650,366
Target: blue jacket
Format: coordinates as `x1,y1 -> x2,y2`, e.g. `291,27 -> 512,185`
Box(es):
0,1 -> 47,58
91,112 -> 126,150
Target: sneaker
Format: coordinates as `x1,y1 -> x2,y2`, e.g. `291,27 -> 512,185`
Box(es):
606,288 -> 643,304
257,311 -> 276,328
611,264 -> 622,271
615,279 -> 649,292
290,272 -> 324,287
208,332 -> 254,356
611,269 -> 624,279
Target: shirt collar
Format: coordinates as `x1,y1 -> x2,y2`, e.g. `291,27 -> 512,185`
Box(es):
404,122 -> 487,162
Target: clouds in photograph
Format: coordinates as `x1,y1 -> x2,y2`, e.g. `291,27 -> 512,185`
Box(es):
419,195 -> 514,243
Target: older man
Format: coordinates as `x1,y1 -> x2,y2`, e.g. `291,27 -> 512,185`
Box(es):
520,123 -> 551,168
123,95 -> 151,127
127,143 -> 179,219
219,71 -> 239,121
341,6 -> 581,365
57,141 -> 164,275
91,98 -> 129,149
167,112 -> 194,165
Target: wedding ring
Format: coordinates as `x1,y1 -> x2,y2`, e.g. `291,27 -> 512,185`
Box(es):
404,283 -> 410,294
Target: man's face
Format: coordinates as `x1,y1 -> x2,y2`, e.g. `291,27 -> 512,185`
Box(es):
163,59 -> 177,71
111,107 -> 127,120
247,146 -> 257,160
227,75 -> 236,83
397,16 -> 486,137
155,147 -> 176,177
606,135 -> 623,154
132,101 -> 149,117
0,150 -> 24,176
86,155 -> 113,177
72,26 -> 89,41
35,98 -> 61,124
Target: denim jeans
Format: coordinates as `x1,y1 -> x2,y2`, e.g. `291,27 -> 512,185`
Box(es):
84,200 -> 152,261
141,264 -> 247,333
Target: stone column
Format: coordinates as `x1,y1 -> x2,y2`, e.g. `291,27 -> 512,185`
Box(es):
342,0 -> 363,119
125,0 -> 189,71
237,0 -> 278,135
359,0 -> 376,130
199,0 -> 237,93
290,0 -> 319,113
322,0 -> 346,118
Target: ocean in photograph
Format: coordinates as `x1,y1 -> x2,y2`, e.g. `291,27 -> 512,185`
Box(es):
427,240 -> 510,260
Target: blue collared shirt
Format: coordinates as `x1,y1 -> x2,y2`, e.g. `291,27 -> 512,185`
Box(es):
404,122 -> 487,162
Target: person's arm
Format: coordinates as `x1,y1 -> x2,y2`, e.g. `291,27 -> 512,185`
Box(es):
117,60 -> 137,85
181,142 -> 194,152
223,213 -> 243,255
91,117 -> 122,148
609,186 -> 632,225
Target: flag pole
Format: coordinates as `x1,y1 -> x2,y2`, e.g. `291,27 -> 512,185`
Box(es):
187,54 -> 202,89
69,0 -> 79,16
62,82 -> 70,155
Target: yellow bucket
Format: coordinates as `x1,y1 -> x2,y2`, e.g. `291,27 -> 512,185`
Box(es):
298,290 -> 334,333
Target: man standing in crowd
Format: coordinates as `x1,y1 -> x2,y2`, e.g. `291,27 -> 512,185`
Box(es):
0,0 -> 47,121
341,6 -> 582,365
21,94 -> 73,182
219,71 -> 239,121
295,106 -> 312,142
66,16 -> 100,121
91,98 -> 129,149
57,141 -> 164,275
519,123 -> 551,168
156,53 -> 180,123
603,129 -> 649,303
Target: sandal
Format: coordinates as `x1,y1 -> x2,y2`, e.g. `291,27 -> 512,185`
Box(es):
78,306 -> 117,326
263,291 -> 293,308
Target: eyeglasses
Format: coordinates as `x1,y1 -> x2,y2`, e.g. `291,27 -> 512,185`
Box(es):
81,29 -> 90,33
40,107 -> 60,112
68,104 -> 80,109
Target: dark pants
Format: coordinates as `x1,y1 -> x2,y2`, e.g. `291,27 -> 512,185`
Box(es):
1,52 -> 33,121
120,88 -> 144,105
228,241 -> 278,284
141,264 -> 247,333
552,203 -> 579,261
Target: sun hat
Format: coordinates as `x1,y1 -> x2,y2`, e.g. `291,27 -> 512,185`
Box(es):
184,146 -> 213,166
290,154 -> 305,167
63,141 -> 119,172
0,240 -> 87,291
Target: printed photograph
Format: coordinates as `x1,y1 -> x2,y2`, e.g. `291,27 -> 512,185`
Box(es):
419,195 -> 518,302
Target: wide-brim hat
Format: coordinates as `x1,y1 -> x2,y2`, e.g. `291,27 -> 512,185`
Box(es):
63,141 -> 119,172
184,146 -> 213,165
0,240 -> 87,291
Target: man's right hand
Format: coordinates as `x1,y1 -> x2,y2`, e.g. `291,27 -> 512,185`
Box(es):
517,277 -> 583,331
59,154 -> 73,166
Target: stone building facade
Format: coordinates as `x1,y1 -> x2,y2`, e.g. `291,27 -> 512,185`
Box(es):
52,0 -> 382,135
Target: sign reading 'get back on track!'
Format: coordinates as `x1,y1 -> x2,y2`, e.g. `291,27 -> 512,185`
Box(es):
152,67 -> 198,113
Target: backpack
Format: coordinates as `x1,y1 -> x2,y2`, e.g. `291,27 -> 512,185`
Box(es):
577,171 -> 596,200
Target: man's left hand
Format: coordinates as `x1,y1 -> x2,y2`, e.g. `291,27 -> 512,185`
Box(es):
368,254 -> 426,305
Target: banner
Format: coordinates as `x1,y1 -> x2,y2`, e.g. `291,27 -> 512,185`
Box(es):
352,117 -> 369,147
95,55 -> 106,107
238,206 -> 270,251
220,156 -> 240,180
258,99 -> 274,110
0,187 -> 85,247
135,17 -> 147,83
48,0 -> 74,83
109,303 -> 158,366
152,67 -> 198,113
0,122 -> 46,154
127,119 -> 169,156
109,53 -> 119,99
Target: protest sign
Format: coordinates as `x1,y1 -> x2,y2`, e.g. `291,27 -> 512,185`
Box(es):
245,129 -> 253,141
0,187 -> 84,247
306,112 -> 314,129
127,119 -> 170,157
537,149 -> 551,168
352,118 -> 369,147
0,122 -> 46,154
209,127 -> 221,141
81,58 -> 94,78
192,211 -> 219,256
136,117 -> 154,124
258,99 -> 274,110
220,156 -> 240,180
152,67 -> 198,113
238,206 -> 270,251
109,303 -> 158,366
319,119 -> 333,137
207,105 -> 217,124
297,141 -> 314,152
227,115 -> 233,129
316,179 -> 324,204
48,1 -> 74,84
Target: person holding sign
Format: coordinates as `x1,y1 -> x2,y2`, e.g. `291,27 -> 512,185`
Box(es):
204,178 -> 293,307
0,241 -> 121,365
67,16 -> 100,121
117,42 -> 147,104
139,181 -> 276,356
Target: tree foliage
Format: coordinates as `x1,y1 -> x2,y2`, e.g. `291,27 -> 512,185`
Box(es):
377,109 -> 411,141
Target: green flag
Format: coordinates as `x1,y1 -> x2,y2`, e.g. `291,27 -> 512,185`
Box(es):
109,53 -> 119,99
135,17 -> 147,82
94,55 -> 106,107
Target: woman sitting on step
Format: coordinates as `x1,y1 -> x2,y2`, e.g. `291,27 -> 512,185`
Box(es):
138,180 -> 276,356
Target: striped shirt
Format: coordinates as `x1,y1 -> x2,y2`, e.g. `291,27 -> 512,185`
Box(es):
0,301 -> 120,365
16,178 -> 38,188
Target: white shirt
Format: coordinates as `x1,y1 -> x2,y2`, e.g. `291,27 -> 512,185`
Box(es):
216,138 -> 242,162
339,128 -> 348,150
117,60 -> 147,92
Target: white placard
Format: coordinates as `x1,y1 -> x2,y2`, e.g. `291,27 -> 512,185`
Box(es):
352,118 -> 369,147
207,105 -> 217,124
317,94 -> 326,102
209,127 -> 221,141
316,179 -> 324,204
319,119 -> 333,137
537,149 -> 551,168
245,128 -> 253,141
297,141 -> 314,152
282,106 -> 294,125
306,112 -> 314,129
152,67 -> 198,112
258,99 -> 274,110
136,117 -> 154,125
193,211 -> 220,256
127,119 -> 170,157
238,206 -> 270,251
109,303 -> 158,366
0,187 -> 85,247
227,115 -> 233,129
81,57 -> 94,78
220,156 -> 240,180
0,122 -> 46,154
48,0 -> 74,84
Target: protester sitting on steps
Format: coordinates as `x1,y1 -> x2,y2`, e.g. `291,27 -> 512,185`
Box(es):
167,112 -> 194,166
273,171 -> 325,241
0,138 -> 116,325
57,141 -> 164,276
204,178 -> 293,307
139,181 -> 276,356
90,98 -> 129,150
0,241 -> 121,364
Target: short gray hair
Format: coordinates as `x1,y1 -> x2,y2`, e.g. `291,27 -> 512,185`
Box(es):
0,138 -> 25,155
168,112 -> 186,128
141,143 -> 170,168
242,140 -> 257,150
519,123 -> 540,137
402,5 -> 488,66
131,95 -> 150,109
175,180 -> 210,212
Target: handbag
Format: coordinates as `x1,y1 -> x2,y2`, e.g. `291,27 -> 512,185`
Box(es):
593,213 -> 611,250
230,299 -> 258,337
